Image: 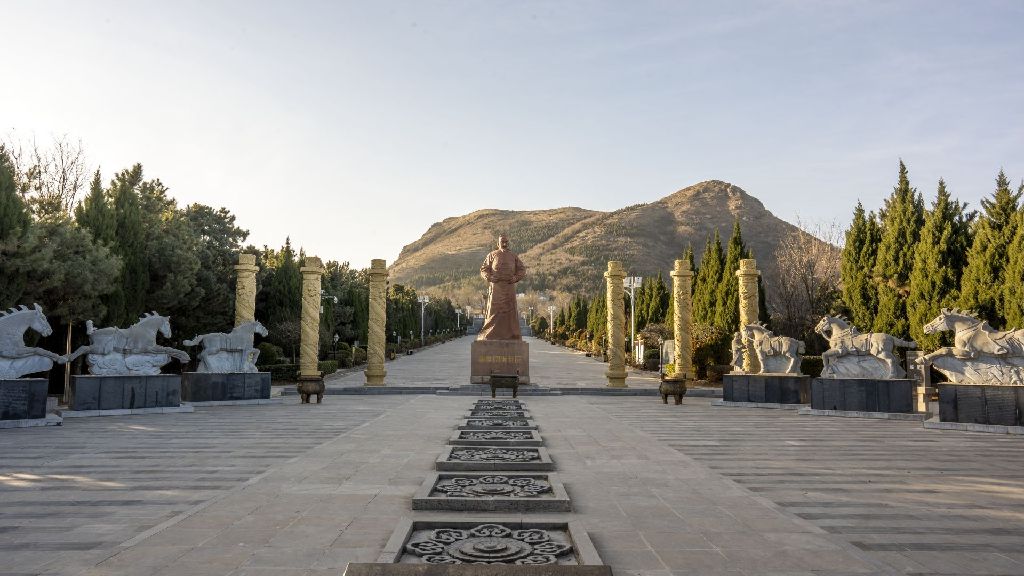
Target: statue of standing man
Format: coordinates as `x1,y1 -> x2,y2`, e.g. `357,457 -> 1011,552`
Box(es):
478,234 -> 527,341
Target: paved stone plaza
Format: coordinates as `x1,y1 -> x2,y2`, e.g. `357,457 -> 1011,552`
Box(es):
2,337 -> 1023,576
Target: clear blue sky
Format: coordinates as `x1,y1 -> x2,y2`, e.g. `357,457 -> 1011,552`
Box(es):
3,1 -> 1022,268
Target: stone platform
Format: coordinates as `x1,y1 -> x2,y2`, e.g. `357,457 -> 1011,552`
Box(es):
938,383 -> 1024,426
811,378 -> 914,413
181,372 -> 271,402
70,374 -> 182,411
0,378 -> 48,421
723,373 -> 809,404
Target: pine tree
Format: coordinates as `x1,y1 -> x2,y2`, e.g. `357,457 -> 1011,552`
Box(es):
907,179 -> 974,348
74,170 -> 116,246
0,147 -> 31,242
714,221 -> 746,331
692,230 -> 723,325
647,272 -> 669,327
872,161 -> 924,337
841,202 -> 879,329
959,171 -> 1021,327
999,181 -> 1024,328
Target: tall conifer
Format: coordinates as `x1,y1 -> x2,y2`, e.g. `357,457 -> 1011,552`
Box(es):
907,180 -> 974,348
841,202 -> 878,329
872,161 -> 924,337
75,170 -> 116,246
714,221 -> 746,331
692,230 -> 723,325
960,170 -> 1021,326
999,181 -> 1024,327
0,147 -> 31,241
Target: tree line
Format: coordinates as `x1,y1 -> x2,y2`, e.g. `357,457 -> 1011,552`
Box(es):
0,138 -> 459,379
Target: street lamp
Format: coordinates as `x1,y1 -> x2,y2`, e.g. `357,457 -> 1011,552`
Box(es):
547,305 -> 556,330
455,307 -> 463,330
418,295 -> 430,347
624,276 -> 643,363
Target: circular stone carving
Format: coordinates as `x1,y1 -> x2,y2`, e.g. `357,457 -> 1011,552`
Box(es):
467,419 -> 529,427
405,523 -> 572,565
462,431 -> 532,441
434,475 -> 552,498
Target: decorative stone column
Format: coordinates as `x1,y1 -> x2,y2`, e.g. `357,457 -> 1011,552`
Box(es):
605,261 -> 628,387
670,259 -> 693,379
364,259 -> 388,386
234,253 -> 259,326
736,258 -> 761,373
299,256 -> 325,379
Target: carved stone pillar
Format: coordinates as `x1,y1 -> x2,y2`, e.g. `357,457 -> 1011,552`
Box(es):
736,258 -> 761,373
670,259 -> 693,379
364,259 -> 388,386
233,253 -> 259,326
299,257 -> 325,379
605,261 -> 627,387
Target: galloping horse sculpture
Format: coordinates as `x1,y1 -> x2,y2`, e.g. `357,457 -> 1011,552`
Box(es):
740,323 -> 805,374
184,321 -> 268,373
920,308 -> 1024,385
0,304 -> 66,379
814,315 -> 916,379
67,312 -> 190,376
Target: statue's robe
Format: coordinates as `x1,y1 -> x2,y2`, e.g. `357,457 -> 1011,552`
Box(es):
478,249 -> 527,341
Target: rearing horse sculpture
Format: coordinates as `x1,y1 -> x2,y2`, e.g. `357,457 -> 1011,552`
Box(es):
0,304 -> 66,379
67,312 -> 190,376
920,308 -> 1024,385
814,315 -> 916,379
184,321 -> 268,373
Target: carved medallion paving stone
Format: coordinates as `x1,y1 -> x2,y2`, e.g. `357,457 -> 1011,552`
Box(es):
412,472 -> 571,512
467,410 -> 530,418
436,446 -> 554,471
458,418 -> 538,431
448,430 -> 543,447
405,524 -> 573,565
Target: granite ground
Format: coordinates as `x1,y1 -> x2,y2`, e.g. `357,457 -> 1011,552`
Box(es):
1,337 -> 1022,576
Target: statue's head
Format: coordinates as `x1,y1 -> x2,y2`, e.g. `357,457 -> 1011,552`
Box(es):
497,235 -> 510,251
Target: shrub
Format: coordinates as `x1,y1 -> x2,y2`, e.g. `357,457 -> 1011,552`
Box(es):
642,347 -> 661,371
318,360 -> 338,375
264,363 -> 298,381
801,355 -> 823,377
256,342 -> 284,366
353,346 -> 367,365
337,342 -> 352,368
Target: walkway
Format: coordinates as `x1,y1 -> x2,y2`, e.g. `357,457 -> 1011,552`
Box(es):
1,342 -> 1022,576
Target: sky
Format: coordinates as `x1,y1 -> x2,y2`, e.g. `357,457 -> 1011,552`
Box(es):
2,1 -> 1022,268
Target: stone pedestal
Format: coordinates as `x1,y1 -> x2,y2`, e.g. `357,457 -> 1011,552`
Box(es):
234,253 -> 259,326
0,378 -> 48,420
736,259 -> 761,374
670,259 -> 693,380
364,258 -> 388,386
181,372 -> 271,402
724,374 -> 809,404
938,384 -> 1024,426
811,378 -> 914,413
605,261 -> 627,387
470,340 -> 529,384
69,375 -> 181,411
299,257 -> 324,379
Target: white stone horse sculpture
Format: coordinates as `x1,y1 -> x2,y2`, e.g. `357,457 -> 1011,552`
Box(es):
67,312 -> 190,376
0,304 -> 66,379
184,321 -> 269,373
920,308 -> 1024,385
814,315 -> 916,379
741,323 -> 805,374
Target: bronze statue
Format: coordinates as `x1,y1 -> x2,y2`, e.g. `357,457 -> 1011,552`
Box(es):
478,235 -> 527,340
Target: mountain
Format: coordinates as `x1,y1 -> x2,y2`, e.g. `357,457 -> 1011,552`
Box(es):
388,180 -> 820,304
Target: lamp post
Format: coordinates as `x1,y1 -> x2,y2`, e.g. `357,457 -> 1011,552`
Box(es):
418,295 -> 430,347
624,276 -> 643,363
455,307 -> 463,330
547,305 -> 556,331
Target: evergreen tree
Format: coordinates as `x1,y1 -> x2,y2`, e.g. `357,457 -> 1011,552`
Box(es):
872,161 -> 924,337
692,230 -> 723,325
907,180 -> 974,348
714,221 -> 746,331
840,202 -> 879,329
646,272 -> 669,327
74,170 -> 115,246
0,147 -> 31,242
960,170 -> 1021,326
1000,181 -> 1024,328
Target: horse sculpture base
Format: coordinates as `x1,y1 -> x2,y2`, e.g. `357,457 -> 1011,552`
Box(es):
724,374 -> 809,404
0,378 -> 48,420
811,378 -> 914,413
939,384 -> 1024,427
70,375 -> 182,411
181,372 -> 270,403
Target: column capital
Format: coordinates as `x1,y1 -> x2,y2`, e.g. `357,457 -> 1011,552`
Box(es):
301,256 -> 324,276
670,259 -> 693,279
234,253 -> 259,274
605,260 -> 625,279
735,258 -> 760,278
368,258 -> 388,278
